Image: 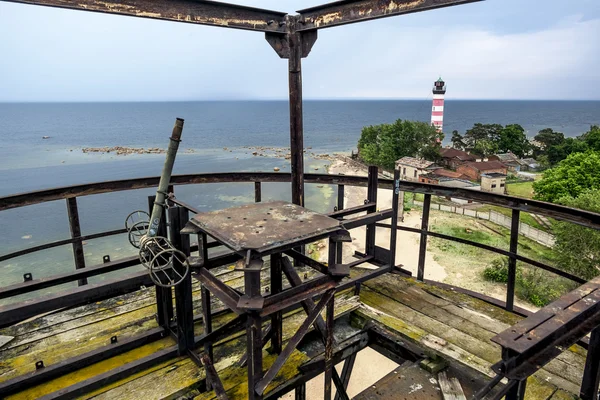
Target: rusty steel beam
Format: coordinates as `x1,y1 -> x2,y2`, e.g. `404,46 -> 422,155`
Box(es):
1,0 -> 287,33
2,172 -> 599,234
296,0 -> 482,30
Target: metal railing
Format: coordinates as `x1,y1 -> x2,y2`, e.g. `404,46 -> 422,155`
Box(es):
1,171 -> 599,322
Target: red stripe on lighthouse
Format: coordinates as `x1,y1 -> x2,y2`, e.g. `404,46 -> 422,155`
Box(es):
433,99 -> 444,107
431,111 -> 444,116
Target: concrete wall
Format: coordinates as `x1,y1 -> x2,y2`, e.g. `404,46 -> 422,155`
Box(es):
457,165 -> 508,181
398,164 -> 424,182
481,176 -> 506,194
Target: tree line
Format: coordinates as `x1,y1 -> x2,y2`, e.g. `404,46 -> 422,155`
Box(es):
532,126 -> 600,283
357,119 -> 443,170
357,119 -> 600,287
450,123 -> 530,158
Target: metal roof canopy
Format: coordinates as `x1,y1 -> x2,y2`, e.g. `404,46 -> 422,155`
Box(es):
0,0 -> 482,206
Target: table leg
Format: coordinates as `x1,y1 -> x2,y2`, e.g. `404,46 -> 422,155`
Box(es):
270,253 -> 282,354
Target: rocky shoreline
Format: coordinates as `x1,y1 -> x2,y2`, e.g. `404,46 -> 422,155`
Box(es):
81,145 -> 339,161
241,146 -> 337,162
81,146 -> 197,155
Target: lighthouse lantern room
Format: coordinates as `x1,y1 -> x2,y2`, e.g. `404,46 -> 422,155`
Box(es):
431,77 -> 446,132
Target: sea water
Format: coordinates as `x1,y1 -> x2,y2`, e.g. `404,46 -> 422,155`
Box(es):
0,100 -> 598,301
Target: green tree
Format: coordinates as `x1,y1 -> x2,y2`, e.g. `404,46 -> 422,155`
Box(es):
451,130 -> 465,150
357,120 -> 443,169
497,124 -> 530,157
553,189 -> 600,280
534,128 -> 565,149
580,125 -> 600,151
533,151 -> 600,202
546,137 -> 588,165
463,123 -> 502,156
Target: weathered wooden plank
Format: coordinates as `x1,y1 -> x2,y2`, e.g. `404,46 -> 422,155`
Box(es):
4,338 -> 177,400
354,302 -> 493,378
1,262 -> 312,364
523,375 -> 558,400
548,389 -> 578,400
0,264 -> 309,388
358,288 -> 580,395
0,263 -> 238,342
438,371 -> 466,400
98,293 -> 360,400
363,276 -> 588,376
367,275 -> 512,333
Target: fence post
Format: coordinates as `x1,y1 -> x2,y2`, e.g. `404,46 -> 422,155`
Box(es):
417,194 -> 432,282
66,197 -> 87,286
365,166 -> 378,257
254,182 -> 262,203
506,209 -> 520,312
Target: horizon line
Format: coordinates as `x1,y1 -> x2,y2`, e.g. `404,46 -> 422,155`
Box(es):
1,98 -> 599,103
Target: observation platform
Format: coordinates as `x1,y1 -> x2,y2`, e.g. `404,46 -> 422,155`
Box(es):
0,268 -> 585,399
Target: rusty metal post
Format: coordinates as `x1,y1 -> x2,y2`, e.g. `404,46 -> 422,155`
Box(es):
66,197 -> 87,286
270,253 -> 282,354
417,194 -> 431,282
245,255 -> 264,400
581,326 -> 600,400
169,206 -> 194,355
334,354 -> 356,400
247,310 -> 263,400
255,182 -> 262,203
506,209 -> 520,312
506,379 -> 527,400
324,294 -> 335,400
295,384 -> 306,400
389,168 -> 400,268
365,166 -> 378,257
199,232 -> 213,384
288,17 -> 304,207
336,184 -> 344,264
149,196 -> 173,328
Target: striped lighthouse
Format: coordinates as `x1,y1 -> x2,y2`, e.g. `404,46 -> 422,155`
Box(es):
431,77 -> 446,132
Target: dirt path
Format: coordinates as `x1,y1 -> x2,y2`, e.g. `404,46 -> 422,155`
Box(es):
328,159 -> 447,281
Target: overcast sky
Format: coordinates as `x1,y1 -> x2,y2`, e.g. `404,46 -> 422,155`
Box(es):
0,0 -> 599,101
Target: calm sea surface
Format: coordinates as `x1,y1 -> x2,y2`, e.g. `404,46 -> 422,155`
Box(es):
0,100 -> 598,301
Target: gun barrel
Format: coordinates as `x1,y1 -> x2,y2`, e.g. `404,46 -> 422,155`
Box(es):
148,118 -> 185,237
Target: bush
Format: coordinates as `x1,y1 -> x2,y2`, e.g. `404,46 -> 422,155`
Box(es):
483,259 -> 574,307
516,268 -> 567,307
483,258 -> 509,283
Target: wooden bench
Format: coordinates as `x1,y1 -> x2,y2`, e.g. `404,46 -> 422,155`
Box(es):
489,277 -> 600,400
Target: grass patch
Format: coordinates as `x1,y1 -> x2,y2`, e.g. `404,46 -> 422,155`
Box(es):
476,204 -> 552,233
427,212 -> 572,307
506,181 -> 534,199
430,220 -> 557,264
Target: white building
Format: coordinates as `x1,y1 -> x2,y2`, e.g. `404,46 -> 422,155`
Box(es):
395,157 -> 436,182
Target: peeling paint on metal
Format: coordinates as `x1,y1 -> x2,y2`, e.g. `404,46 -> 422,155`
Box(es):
314,11 -> 341,27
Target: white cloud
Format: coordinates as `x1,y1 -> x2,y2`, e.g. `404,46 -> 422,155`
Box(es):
0,1 -> 598,101
303,15 -> 600,99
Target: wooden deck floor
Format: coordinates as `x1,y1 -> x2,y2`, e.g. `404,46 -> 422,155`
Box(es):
0,265 -> 586,400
